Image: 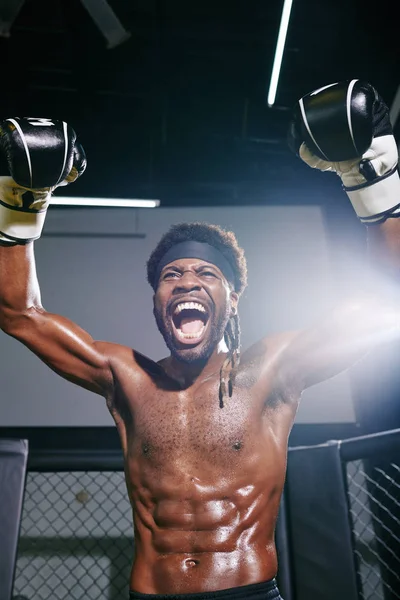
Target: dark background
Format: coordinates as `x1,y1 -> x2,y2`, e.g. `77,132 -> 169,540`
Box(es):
2,0 -> 399,206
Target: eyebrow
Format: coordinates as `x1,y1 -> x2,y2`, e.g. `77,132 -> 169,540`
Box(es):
162,263 -> 220,274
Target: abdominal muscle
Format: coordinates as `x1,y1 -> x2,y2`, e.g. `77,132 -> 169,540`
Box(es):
129,478 -> 281,594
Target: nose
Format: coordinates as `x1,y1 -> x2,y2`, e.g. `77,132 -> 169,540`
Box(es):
173,270 -> 202,293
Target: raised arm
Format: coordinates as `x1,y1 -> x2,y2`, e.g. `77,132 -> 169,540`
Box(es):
0,118 -> 113,397
277,80 -> 400,395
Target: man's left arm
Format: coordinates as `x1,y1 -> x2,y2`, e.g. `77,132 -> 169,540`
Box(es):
278,79 -> 400,394
274,291 -> 399,393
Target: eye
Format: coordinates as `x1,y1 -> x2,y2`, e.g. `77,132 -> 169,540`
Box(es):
163,271 -> 180,279
200,270 -> 217,278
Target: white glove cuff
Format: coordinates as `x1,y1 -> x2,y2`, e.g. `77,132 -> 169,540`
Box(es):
0,201 -> 48,243
345,168 -> 400,224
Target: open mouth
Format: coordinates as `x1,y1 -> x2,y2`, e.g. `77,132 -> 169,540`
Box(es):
171,301 -> 210,344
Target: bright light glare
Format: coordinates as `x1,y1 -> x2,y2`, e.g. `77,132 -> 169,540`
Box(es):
267,0 -> 294,106
50,197 -> 160,208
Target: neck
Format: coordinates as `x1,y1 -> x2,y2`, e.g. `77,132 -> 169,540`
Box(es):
162,338 -> 229,388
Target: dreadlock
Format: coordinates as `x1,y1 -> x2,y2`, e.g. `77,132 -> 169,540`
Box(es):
147,222 -> 248,408
219,312 -> 241,408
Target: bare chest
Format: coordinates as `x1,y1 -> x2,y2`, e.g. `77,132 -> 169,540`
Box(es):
111,353 -> 291,476
127,377 -> 273,471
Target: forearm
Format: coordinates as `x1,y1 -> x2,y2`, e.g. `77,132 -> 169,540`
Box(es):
367,218 -> 400,275
0,242 -> 43,327
0,118 -> 86,323
280,293 -> 400,393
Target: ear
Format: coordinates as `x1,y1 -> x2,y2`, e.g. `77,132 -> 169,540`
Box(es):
230,291 -> 239,317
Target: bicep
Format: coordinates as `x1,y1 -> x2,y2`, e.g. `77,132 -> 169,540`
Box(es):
5,308 -> 114,397
276,296 -> 400,393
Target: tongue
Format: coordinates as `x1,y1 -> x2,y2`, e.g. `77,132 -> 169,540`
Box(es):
180,317 -> 204,334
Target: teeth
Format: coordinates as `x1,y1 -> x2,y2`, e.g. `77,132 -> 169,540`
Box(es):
174,302 -> 206,314
176,326 -> 205,340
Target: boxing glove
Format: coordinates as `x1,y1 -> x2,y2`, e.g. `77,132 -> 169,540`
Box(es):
288,80 -> 400,224
0,117 -> 86,244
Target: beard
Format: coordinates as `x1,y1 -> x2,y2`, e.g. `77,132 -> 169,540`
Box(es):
154,302 -> 231,364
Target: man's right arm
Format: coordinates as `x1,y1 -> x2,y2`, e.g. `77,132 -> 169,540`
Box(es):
0,117 -> 114,398
0,242 -> 114,397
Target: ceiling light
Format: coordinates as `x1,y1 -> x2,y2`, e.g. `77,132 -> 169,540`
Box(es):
0,0 -> 25,36
267,0 -> 294,107
50,197 -> 160,208
80,0 -> 130,49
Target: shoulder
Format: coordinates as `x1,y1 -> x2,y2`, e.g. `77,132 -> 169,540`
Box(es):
94,341 -> 164,379
241,331 -> 304,404
93,341 -> 134,363
94,342 -> 166,415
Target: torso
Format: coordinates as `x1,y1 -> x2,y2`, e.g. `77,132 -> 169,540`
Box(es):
108,335 -> 298,594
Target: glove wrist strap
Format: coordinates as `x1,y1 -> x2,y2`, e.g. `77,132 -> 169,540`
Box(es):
0,200 -> 48,243
345,168 -> 400,224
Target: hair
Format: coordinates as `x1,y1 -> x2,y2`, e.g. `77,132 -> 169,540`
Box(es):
147,222 -> 248,407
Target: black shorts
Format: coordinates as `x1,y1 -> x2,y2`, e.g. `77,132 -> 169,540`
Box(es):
129,578 -> 283,600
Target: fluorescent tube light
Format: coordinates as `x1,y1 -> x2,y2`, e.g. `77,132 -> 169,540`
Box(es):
0,0 -> 26,37
267,0 -> 294,106
80,0 -> 131,49
50,197 -> 160,208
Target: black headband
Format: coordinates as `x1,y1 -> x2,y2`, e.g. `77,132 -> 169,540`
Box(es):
155,241 -> 235,287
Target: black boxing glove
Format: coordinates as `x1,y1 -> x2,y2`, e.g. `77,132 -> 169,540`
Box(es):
288,80 -> 400,224
0,117 -> 86,244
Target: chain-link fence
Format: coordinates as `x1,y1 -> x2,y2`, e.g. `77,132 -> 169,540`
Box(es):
13,471 -> 134,600
346,458 -> 400,600
286,428 -> 400,600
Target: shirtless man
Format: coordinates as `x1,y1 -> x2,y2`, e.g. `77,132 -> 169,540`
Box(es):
0,80 -> 399,600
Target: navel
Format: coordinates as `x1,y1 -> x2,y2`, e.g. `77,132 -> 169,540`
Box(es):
185,558 -> 200,568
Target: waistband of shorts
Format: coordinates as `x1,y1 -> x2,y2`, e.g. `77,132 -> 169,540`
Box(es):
129,578 -> 280,600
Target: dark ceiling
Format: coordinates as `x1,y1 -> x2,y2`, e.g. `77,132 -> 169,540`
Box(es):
1,0 -> 399,206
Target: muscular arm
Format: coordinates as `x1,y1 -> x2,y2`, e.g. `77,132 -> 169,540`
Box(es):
276,219 -> 400,394
279,78 -> 400,396
0,243 -> 114,397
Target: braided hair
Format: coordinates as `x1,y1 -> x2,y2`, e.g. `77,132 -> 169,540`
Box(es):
147,222 -> 248,407
219,312 -> 241,408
